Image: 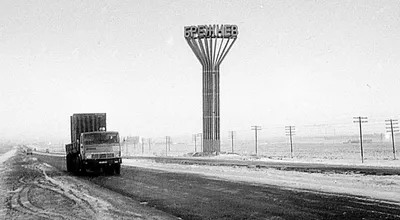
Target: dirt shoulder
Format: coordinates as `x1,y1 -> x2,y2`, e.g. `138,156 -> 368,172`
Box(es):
0,149 -> 178,220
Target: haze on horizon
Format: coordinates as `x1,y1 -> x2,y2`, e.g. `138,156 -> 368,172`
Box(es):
1,0 -> 399,142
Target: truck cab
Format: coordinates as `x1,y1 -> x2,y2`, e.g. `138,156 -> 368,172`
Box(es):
80,131 -> 122,172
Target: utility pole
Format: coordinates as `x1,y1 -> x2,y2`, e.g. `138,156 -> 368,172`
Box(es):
168,137 -> 172,151
192,134 -> 197,152
133,136 -> 139,155
385,119 -> 398,160
197,133 -> 203,152
285,126 -> 295,158
141,138 -> 145,155
229,131 -> 236,153
353,116 -> 368,163
148,138 -> 152,152
132,137 -> 136,155
165,136 -> 171,156
122,137 -> 126,156
251,126 -> 262,155
165,136 -> 168,156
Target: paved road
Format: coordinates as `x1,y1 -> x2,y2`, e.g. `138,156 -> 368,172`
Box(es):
34,153 -> 400,175
130,156 -> 400,176
36,154 -> 400,220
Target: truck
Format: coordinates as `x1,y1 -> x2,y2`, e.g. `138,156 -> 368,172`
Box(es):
65,113 -> 122,174
26,148 -> 33,155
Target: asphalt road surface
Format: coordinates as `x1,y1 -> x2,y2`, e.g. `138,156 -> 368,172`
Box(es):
2,150 -> 400,219
133,156 -> 400,176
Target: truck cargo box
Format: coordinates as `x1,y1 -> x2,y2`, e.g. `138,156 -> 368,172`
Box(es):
70,113 -> 106,144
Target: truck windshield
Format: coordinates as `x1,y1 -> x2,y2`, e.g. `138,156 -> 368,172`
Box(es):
83,133 -> 119,145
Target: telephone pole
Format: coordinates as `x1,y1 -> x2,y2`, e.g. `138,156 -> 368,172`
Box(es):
123,137 -> 127,156
229,131 -> 236,153
285,126 -> 295,158
385,119 -> 398,160
134,136 -> 139,155
169,137 -> 172,151
165,136 -> 171,156
141,138 -> 145,155
197,133 -> 203,152
353,116 -> 368,163
192,134 -> 197,152
251,126 -> 262,155
148,138 -> 152,152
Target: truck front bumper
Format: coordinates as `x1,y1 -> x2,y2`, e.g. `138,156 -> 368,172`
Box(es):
83,158 -> 122,168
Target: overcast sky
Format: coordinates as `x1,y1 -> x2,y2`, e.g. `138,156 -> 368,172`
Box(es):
1,0 -> 399,141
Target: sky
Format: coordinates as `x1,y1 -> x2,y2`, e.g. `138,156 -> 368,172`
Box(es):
1,0 -> 400,141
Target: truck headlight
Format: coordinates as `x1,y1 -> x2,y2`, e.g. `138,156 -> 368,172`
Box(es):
85,153 -> 92,159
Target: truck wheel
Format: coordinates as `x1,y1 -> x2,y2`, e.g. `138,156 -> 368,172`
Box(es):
80,164 -> 86,174
69,155 -> 75,173
66,155 -> 71,172
68,155 -> 73,172
71,155 -> 75,173
114,164 -> 121,175
74,155 -> 80,174
75,155 -> 83,174
105,166 -> 114,175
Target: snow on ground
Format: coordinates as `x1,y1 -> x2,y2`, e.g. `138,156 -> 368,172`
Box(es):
180,153 -> 400,168
37,163 -> 114,219
123,158 -> 400,205
0,147 -> 17,218
0,147 -> 17,164
257,157 -> 400,167
33,151 -> 65,157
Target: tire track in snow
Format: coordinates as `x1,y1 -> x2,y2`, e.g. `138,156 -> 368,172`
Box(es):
36,162 -> 143,219
8,162 -> 95,219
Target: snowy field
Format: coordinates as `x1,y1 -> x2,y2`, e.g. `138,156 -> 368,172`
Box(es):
121,141 -> 397,158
